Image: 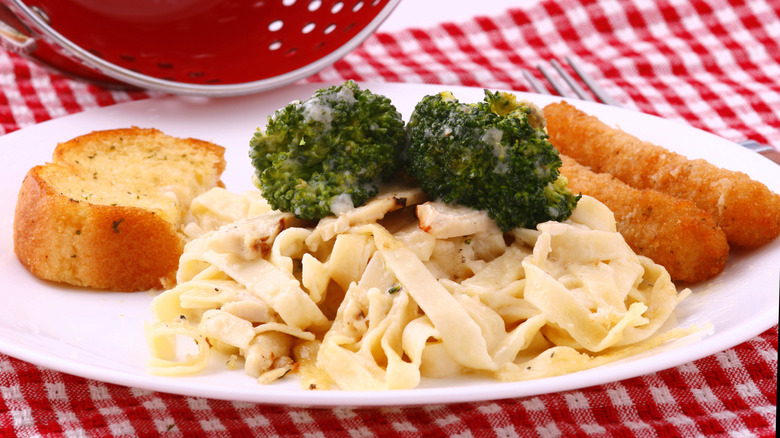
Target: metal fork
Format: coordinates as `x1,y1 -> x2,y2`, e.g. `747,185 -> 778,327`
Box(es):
522,57 -> 780,165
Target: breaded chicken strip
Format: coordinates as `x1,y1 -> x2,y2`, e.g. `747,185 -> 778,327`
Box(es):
545,101 -> 780,249
560,155 -> 729,283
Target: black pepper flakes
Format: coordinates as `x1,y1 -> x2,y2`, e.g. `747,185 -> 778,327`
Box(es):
112,218 -> 125,233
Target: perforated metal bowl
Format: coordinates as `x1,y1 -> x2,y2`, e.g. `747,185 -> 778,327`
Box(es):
0,0 -> 400,96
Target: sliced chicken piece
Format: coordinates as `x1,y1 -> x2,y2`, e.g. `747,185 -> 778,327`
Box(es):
417,201 -> 501,239
307,185 -> 427,248
206,211 -> 306,260
243,331 -> 294,378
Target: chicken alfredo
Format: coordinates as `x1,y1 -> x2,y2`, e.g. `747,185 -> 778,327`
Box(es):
146,186 -> 693,390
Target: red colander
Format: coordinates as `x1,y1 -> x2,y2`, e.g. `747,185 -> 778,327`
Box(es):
0,0 -> 400,96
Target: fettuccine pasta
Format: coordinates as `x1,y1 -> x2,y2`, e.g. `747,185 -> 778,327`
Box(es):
146,186 -> 693,390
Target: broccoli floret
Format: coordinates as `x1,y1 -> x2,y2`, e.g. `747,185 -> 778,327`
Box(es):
249,81 -> 406,220
405,89 -> 580,231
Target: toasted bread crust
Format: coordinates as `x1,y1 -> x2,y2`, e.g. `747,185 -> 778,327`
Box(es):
13,127 -> 226,291
52,127 -> 226,172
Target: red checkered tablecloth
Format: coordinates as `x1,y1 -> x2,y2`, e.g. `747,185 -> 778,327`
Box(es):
1,0 -> 777,436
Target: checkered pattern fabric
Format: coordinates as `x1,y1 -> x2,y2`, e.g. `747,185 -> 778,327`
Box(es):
1,0 -> 777,436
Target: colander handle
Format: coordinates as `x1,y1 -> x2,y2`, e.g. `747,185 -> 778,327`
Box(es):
0,11 -> 36,53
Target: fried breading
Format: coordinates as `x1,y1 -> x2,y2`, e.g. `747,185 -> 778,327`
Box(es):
560,155 -> 729,283
544,101 -> 780,249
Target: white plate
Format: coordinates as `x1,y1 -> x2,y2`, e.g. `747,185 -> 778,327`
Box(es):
1,83 -> 778,407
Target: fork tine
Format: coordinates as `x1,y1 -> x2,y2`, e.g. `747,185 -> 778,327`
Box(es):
521,69 -> 551,94
550,59 -> 593,102
565,56 -> 622,107
536,63 -> 571,97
